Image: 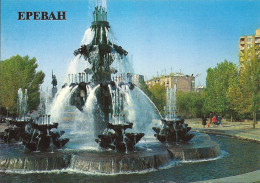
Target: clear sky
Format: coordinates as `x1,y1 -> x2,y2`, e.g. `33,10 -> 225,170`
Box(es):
1,0 -> 260,88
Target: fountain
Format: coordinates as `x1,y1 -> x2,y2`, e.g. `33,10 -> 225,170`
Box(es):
0,2 -> 221,175
153,85 -> 194,143
2,88 -> 70,152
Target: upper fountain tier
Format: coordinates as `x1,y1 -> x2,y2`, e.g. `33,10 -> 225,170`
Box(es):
92,6 -> 109,27
73,5 -> 128,84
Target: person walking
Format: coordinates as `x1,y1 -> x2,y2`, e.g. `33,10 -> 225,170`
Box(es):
217,115 -> 222,127
212,115 -> 217,127
202,115 -> 207,128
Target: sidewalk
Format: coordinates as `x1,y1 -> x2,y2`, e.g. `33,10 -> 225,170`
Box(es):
186,119 -> 260,143
195,170 -> 260,183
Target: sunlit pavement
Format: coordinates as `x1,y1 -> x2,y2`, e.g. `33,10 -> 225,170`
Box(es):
186,119 -> 260,143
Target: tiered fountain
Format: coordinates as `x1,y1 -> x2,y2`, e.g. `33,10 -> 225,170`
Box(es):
2,87 -> 69,152
0,4 -> 221,174
153,85 -> 194,143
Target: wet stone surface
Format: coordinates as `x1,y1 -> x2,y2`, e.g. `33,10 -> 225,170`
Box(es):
0,133 -> 221,173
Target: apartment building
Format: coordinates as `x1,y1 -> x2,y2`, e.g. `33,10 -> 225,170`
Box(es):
239,28 -> 260,66
146,73 -> 195,92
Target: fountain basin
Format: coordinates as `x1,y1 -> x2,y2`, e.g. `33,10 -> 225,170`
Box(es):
0,144 -> 71,171
70,142 -> 170,173
0,133 -> 220,174
167,133 -> 221,160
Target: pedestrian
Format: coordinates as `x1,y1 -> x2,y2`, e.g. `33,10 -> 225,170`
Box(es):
212,115 -> 217,127
217,115 -> 222,127
202,115 -> 207,128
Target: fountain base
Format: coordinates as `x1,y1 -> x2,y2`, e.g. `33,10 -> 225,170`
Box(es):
167,133 -> 221,160
0,133 -> 220,174
70,142 -> 170,173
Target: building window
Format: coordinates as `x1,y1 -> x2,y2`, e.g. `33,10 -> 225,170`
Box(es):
247,38 -> 252,42
247,44 -> 252,48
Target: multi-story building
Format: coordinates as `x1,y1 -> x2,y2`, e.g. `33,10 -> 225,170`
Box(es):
195,86 -> 205,93
239,28 -> 260,66
145,73 -> 195,92
132,74 -> 144,87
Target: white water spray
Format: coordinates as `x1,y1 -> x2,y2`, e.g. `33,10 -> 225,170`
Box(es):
81,28 -> 95,45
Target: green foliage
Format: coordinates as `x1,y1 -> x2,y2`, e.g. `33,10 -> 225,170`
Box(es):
140,81 -> 206,118
139,81 -> 166,114
148,84 -> 166,114
226,78 -> 248,114
176,91 -> 204,118
204,60 -> 238,116
228,46 -> 260,125
139,80 -> 153,99
0,55 -> 45,114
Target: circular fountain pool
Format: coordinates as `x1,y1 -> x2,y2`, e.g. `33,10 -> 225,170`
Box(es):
0,135 -> 259,182
0,132 -> 219,173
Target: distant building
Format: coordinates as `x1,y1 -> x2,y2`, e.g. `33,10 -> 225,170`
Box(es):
239,28 -> 260,67
133,74 -> 144,87
195,86 -> 205,93
145,73 -> 195,92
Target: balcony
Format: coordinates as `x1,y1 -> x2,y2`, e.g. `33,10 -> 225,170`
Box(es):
255,39 -> 260,43
239,51 -> 244,55
240,41 -> 245,44
240,47 -> 245,50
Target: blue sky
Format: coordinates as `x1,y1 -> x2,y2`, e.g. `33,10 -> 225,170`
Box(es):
1,0 -> 260,88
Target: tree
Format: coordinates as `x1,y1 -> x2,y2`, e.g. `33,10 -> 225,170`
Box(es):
0,55 -> 45,115
204,60 -> 238,118
226,78 -> 248,115
176,91 -> 204,118
148,83 -> 166,114
228,46 -> 260,128
139,80 -> 153,99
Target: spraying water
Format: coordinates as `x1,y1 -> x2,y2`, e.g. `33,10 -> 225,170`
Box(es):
50,86 -> 78,124
47,1 -> 163,149
81,28 -> 95,45
17,88 -> 28,120
165,84 -> 177,120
